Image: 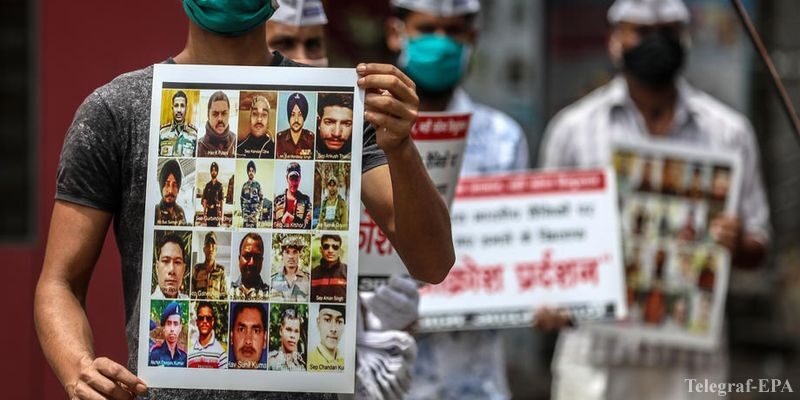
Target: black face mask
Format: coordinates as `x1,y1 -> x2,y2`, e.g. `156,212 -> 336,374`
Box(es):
622,30 -> 686,87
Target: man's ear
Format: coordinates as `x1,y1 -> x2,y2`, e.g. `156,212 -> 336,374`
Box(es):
385,17 -> 404,53
607,28 -> 623,67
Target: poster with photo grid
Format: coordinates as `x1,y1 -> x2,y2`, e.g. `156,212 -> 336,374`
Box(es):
138,64 -> 364,393
586,139 -> 742,350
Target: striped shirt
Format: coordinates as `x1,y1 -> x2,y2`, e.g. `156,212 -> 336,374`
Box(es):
187,332 -> 228,369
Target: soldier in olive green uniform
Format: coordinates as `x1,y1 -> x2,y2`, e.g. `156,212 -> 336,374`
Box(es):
159,90 -> 198,157
191,232 -> 228,300
240,160 -> 263,228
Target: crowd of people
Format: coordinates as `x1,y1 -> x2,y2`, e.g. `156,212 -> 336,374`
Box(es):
33,0 -> 772,399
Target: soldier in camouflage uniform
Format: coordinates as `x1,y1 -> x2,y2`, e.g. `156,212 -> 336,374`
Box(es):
240,160 -> 263,228
273,162 -> 312,229
159,90 -> 198,157
267,307 -> 307,371
191,232 -> 228,300
270,235 -> 310,302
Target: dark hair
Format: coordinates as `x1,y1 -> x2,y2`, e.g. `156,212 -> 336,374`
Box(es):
159,159 -> 182,190
317,93 -> 353,116
247,160 -> 256,172
232,302 -> 267,328
172,90 -> 188,104
239,232 -> 264,255
207,91 -> 230,112
196,301 -> 214,317
319,304 -> 346,320
157,232 -> 187,261
280,307 -> 301,326
320,234 -> 342,245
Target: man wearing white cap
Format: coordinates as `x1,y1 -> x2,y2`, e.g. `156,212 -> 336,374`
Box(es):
267,0 -> 330,66
384,1 -> 529,399
540,1 -> 770,399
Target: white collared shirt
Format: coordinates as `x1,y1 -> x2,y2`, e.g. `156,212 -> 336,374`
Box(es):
540,76 -> 770,242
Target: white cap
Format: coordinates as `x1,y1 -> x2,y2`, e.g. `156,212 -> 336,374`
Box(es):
608,0 -> 690,25
271,0 -> 328,26
390,0 -> 480,17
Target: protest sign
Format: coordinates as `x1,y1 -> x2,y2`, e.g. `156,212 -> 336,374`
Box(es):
585,139 -> 742,349
418,168 -> 627,331
138,64 -> 363,393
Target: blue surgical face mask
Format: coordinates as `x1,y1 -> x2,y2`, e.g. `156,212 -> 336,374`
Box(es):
183,0 -> 279,37
398,34 -> 472,95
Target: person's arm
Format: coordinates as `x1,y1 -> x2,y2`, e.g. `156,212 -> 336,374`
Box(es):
357,63 -> 455,284
34,201 -> 147,399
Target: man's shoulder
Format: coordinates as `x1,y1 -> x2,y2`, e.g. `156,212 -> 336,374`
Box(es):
547,80 -> 619,132
470,102 -> 524,138
684,84 -> 752,130
93,65 -> 155,107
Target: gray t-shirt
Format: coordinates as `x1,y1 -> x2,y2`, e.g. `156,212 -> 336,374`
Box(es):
55,52 -> 386,399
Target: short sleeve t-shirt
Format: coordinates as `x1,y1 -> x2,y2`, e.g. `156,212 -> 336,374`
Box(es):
55,52 -> 386,400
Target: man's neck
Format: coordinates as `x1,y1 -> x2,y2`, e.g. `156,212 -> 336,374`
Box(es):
174,22 -> 274,66
199,332 -> 212,347
419,89 -> 455,112
290,129 -> 302,144
625,75 -> 678,137
205,259 -> 216,270
167,341 -> 177,356
283,267 -> 297,280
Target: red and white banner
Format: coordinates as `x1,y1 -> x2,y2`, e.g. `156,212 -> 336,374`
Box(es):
417,168 -> 627,331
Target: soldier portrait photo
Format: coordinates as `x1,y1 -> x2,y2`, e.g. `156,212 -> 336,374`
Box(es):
158,89 -> 199,157
315,92 -> 354,161
237,91 -> 278,159
151,230 -> 191,300
273,160 -> 314,230
187,301 -> 229,369
195,158 -> 235,227
234,159 -> 274,229
270,233 -> 311,302
230,232 -> 271,301
310,234 -> 348,304
190,231 -> 229,300
313,162 -> 350,231
275,91 -> 316,160
228,302 -> 269,370
267,304 -> 308,371
148,300 -> 188,368
154,158 -> 194,226
197,90 -> 238,158
307,304 -> 345,372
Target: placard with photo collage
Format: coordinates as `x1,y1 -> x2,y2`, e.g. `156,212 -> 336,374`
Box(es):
139,64 -> 364,393
586,139 -> 742,350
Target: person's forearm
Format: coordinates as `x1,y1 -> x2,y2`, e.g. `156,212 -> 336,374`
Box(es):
385,137 -> 455,283
34,278 -> 97,392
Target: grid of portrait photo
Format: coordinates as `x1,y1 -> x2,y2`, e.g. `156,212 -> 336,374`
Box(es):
611,142 -> 739,346
146,86 -> 355,375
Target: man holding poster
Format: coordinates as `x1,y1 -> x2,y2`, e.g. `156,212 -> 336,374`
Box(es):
384,1 -> 530,399
539,1 -> 770,399
35,1 -> 456,400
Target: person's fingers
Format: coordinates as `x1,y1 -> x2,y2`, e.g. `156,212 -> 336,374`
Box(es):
81,367 -> 132,400
94,357 -> 147,394
71,381 -> 107,400
357,63 -> 416,90
358,73 -> 418,106
364,111 -> 409,134
364,92 -> 417,122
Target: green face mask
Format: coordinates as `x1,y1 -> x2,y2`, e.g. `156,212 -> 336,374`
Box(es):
183,0 -> 279,37
398,34 -> 472,95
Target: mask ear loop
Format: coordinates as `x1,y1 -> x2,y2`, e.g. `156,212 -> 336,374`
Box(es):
394,20 -> 411,68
